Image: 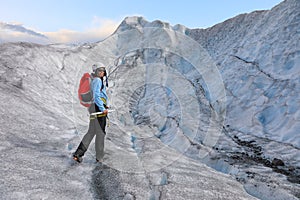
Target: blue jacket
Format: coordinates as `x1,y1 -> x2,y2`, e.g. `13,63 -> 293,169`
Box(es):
92,77 -> 108,112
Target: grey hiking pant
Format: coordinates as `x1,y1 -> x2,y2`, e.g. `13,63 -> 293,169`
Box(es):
75,105 -> 106,161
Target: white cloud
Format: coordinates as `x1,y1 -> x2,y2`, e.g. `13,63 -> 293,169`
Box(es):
0,17 -> 120,45
45,17 -> 120,44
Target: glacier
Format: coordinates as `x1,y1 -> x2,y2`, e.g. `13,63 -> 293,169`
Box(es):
0,0 -> 299,199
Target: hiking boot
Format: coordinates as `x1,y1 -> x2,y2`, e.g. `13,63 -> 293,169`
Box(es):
96,158 -> 103,163
73,153 -> 83,163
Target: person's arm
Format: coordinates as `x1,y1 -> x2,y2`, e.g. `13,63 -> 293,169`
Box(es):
93,78 -> 105,112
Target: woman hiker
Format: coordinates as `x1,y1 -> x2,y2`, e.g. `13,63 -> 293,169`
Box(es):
73,63 -> 109,163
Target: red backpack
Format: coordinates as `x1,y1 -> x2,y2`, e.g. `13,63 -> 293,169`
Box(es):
78,73 -> 93,107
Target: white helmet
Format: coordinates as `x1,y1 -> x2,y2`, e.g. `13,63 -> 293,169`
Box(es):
92,62 -> 105,73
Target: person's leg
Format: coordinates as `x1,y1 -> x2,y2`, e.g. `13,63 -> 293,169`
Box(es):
95,116 -> 106,161
73,119 -> 96,159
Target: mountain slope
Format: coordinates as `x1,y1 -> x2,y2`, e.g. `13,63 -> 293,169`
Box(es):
0,31 -> 255,200
0,0 -> 299,199
187,0 -> 300,198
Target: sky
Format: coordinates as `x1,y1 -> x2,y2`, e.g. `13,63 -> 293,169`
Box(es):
0,0 -> 284,44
